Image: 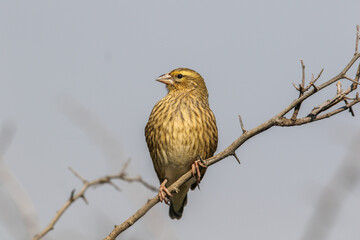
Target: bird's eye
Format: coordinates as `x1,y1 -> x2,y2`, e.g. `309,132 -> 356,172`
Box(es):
177,74 -> 183,79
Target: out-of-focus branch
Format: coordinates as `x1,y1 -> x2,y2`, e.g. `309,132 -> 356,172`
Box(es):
0,122 -> 41,239
301,132 -> 360,240
104,25 -> 360,240
32,159 -> 157,240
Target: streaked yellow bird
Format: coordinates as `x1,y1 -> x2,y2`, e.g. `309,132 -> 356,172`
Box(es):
145,68 -> 218,219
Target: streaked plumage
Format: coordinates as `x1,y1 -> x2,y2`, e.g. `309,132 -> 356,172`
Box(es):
145,68 -> 218,219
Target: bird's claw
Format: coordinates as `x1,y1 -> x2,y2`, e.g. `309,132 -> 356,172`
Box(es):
191,156 -> 207,188
158,179 -> 172,205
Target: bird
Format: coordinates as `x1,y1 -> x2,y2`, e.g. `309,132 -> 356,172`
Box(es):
145,68 -> 218,219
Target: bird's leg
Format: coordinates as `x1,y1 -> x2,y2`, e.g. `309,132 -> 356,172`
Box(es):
191,155 -> 207,186
158,179 -> 172,205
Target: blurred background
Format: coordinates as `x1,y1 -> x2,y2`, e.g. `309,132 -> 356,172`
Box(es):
1,0 -> 360,239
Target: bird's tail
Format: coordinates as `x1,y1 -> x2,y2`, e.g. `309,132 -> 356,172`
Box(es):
169,186 -> 189,219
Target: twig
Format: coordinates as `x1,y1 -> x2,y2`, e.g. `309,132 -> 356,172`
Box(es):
291,89 -> 303,120
337,81 -> 342,94
343,75 -> 360,85
301,59 -> 305,88
276,98 -> 360,126
103,27 -> 360,240
33,161 -> 157,240
291,59 -> 309,120
292,83 -> 300,91
304,68 -> 324,92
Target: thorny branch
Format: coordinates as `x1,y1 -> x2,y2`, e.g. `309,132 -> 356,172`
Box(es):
32,159 -> 157,240
103,25 -> 360,240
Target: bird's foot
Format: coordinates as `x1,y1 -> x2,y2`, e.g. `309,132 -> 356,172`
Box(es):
158,179 -> 172,205
191,155 -> 207,188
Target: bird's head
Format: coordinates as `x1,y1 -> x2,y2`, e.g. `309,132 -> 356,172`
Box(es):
156,68 -> 208,97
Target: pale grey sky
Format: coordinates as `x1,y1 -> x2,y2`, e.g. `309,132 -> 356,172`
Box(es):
1,0 -> 360,239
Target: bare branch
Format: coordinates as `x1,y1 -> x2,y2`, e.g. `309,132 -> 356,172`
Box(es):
103,28 -> 360,240
276,98 -> 360,126
33,161 -> 157,240
291,59 -> 319,120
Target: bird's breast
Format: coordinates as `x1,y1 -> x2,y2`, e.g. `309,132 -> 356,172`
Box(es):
149,95 -> 216,165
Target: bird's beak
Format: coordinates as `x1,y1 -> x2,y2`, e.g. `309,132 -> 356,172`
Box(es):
156,74 -> 174,85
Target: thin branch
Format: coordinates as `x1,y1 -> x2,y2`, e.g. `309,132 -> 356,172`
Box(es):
104,28 -> 360,240
343,75 -> 360,85
291,88 -> 303,120
291,59 -> 311,120
292,83 -> 300,91
304,68 -> 324,92
313,68 -> 324,84
276,98 -> 360,126
33,161 -> 157,240
121,175 -> 158,192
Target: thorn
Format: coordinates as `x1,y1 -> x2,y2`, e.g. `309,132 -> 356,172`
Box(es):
349,107 -> 355,117
119,158 -> 131,175
197,155 -> 207,167
69,189 -> 76,201
238,115 -> 247,134
109,181 -> 121,192
80,194 -> 89,204
69,167 -> 87,184
233,153 -> 241,164
344,100 -> 355,116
